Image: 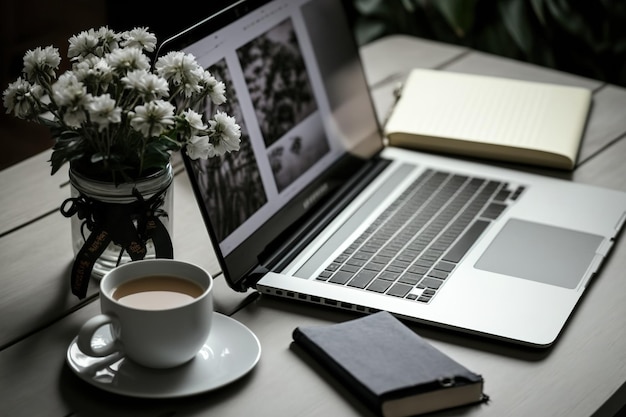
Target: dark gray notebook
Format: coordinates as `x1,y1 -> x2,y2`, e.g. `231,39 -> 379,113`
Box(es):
292,311 -> 488,417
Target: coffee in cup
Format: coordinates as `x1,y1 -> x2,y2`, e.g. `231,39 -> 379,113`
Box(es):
112,275 -> 205,309
77,259 -> 213,369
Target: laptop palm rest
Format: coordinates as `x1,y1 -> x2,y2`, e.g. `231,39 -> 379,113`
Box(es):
474,219 -> 604,289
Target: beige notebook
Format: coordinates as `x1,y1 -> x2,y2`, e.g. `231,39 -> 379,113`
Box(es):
384,69 -> 592,170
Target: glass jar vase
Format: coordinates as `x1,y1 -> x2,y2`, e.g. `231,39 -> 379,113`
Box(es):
62,164 -> 174,298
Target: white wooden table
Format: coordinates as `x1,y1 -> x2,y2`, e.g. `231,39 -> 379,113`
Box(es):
2,35 -> 626,417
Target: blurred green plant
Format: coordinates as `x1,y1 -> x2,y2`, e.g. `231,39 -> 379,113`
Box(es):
349,0 -> 626,86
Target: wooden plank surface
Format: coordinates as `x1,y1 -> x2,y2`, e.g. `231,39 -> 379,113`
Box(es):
0,149 -> 68,236
2,35 -> 626,417
359,34 -> 467,87
579,84 -> 626,163
443,51 -> 602,90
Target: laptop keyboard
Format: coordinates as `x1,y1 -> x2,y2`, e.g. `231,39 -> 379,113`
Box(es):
315,169 -> 523,303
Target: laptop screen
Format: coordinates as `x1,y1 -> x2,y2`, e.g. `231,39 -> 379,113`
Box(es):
159,0 -> 383,289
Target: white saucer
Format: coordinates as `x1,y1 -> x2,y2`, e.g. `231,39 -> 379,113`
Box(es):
66,313 -> 261,398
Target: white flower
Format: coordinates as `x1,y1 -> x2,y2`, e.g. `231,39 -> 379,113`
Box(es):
68,31 -> 97,58
72,57 -> 113,85
209,111 -> 241,155
183,67 -> 205,98
129,100 -> 176,138
68,27 -> 120,61
52,72 -> 86,107
107,47 -> 150,74
186,135 -> 211,160
52,73 -> 88,127
52,77 -> 92,128
2,77 -> 44,118
121,27 -> 157,52
63,105 -> 88,128
202,71 -> 227,105
87,94 -> 122,131
94,27 -> 121,56
155,51 -> 203,97
182,109 -> 207,133
121,70 -> 169,100
23,46 -> 61,82
68,29 -> 100,60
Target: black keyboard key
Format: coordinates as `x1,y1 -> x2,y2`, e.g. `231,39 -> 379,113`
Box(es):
414,258 -> 435,268
420,277 -> 444,289
346,258 -> 366,267
379,270 -> 400,281
339,264 -> 359,273
390,259 -> 411,269
316,271 -> 332,280
421,250 -> 442,261
359,244 -> 378,253
398,272 -> 421,285
397,251 -> 418,261
428,269 -> 449,280
326,262 -> 341,272
433,261 -> 455,272
367,279 -> 392,293
387,283 -> 412,298
480,202 -> 507,220
408,265 -> 428,275
363,262 -> 384,272
334,253 -> 349,263
511,186 -> 525,200
329,271 -> 353,285
494,188 -> 511,201
443,220 -> 490,263
348,270 -> 377,288
385,265 -> 405,274
372,254 -> 392,264
352,251 -> 371,260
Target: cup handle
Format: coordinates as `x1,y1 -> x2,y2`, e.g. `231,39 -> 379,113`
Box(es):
77,314 -> 122,358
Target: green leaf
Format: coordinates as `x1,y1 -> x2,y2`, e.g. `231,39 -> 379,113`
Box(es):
433,0 -> 479,38
354,20 -> 388,45
141,154 -> 170,173
49,151 -> 68,175
529,0 -> 547,26
497,0 -> 536,55
354,0 -> 386,15
48,131 -> 88,175
141,139 -> 174,172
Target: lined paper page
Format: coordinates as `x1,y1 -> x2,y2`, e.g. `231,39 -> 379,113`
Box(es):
384,69 -> 591,167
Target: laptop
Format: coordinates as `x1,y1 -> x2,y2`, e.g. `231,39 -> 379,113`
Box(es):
158,0 -> 626,347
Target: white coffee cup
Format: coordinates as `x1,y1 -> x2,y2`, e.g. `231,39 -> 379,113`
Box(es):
77,259 -> 213,369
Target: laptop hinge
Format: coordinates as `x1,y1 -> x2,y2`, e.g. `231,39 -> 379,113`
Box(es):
240,265 -> 270,291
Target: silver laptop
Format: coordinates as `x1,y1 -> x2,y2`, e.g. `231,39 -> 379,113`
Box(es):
160,0 -> 626,347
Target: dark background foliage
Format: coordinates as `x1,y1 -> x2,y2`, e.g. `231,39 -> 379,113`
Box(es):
344,0 -> 626,87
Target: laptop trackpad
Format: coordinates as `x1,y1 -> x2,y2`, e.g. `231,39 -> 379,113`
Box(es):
474,219 -> 604,289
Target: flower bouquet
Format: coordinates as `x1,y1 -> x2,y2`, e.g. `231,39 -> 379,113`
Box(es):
2,26 -> 241,297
